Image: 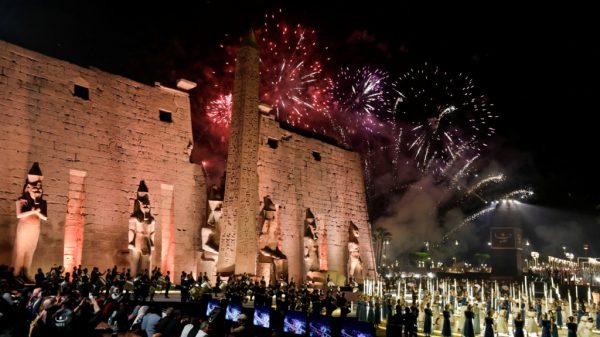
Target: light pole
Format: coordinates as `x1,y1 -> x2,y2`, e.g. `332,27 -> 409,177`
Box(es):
383,239 -> 389,262
565,252 -> 575,285
531,251 -> 540,268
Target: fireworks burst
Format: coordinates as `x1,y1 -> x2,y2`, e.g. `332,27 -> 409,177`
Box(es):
451,154 -> 480,185
391,63 -> 498,170
206,93 -> 233,127
467,174 -> 505,195
256,11 -> 334,129
495,188 -> 535,201
332,66 -> 391,137
202,11 -> 334,133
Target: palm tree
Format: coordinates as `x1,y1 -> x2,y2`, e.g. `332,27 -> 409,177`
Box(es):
409,251 -> 431,268
372,227 -> 392,267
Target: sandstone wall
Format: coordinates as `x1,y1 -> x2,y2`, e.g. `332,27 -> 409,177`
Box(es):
257,115 -> 377,282
0,40 -> 205,278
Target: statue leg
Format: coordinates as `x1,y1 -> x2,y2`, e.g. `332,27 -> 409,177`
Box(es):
130,249 -> 140,276
12,222 -> 40,277
23,226 -> 40,277
140,254 -> 151,274
11,244 -> 24,277
12,226 -> 24,276
357,262 -> 364,282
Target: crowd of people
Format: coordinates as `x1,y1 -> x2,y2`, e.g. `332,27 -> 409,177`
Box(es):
379,287 -> 600,337
3,263 -> 600,337
0,264 -> 361,337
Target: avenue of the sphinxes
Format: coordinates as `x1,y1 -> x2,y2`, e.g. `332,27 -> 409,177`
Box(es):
0,31 -> 376,284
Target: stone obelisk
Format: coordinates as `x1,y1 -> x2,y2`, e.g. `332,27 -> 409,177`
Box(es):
217,30 -> 260,275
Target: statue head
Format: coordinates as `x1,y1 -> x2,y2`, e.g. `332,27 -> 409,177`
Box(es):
304,208 -> 317,239
138,196 -> 151,215
207,200 -> 223,226
132,180 -> 154,222
263,196 -> 276,221
23,162 -> 44,202
349,221 -> 360,238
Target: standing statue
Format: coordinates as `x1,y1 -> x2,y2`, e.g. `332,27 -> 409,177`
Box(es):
128,180 -> 155,277
347,221 -> 364,282
258,196 -> 286,260
12,162 -> 47,277
303,208 -> 320,272
202,185 -> 223,256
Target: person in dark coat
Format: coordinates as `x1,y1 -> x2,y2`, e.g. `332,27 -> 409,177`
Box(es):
484,311 -> 495,337
566,316 -> 578,337
423,302 -> 433,337
541,313 -> 552,337
463,304 -> 475,337
404,307 -> 414,337
556,303 -> 563,327
442,304 -> 452,337
514,312 -> 525,337
387,310 -> 401,337
550,317 -> 559,337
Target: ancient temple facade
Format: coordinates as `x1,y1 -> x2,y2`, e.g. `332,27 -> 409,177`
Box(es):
0,37 -> 376,284
204,32 -> 377,283
0,40 -> 205,278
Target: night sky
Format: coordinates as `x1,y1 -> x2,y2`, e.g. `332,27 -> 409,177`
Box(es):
1,1 -> 598,258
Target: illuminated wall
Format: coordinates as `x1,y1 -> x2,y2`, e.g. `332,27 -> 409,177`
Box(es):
212,34 -> 376,283
256,115 -> 377,282
0,40 -> 205,277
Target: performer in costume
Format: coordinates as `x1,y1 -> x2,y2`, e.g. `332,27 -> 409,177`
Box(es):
566,316 -> 577,337
496,305 -> 509,335
424,302 -> 433,337
463,304 -> 475,337
442,304 -> 453,337
541,313 -> 551,337
514,313 -> 525,337
473,302 -> 481,335
484,311 -> 495,337
556,302 -> 563,328
550,317 -> 559,337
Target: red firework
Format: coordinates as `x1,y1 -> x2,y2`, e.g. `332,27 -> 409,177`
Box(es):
206,93 -> 232,127
203,10 -> 334,132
